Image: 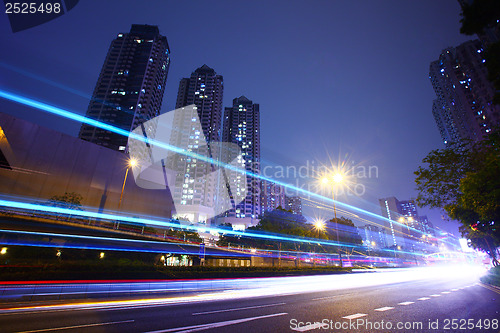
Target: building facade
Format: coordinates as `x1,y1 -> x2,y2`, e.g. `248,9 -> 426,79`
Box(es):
79,24 -> 170,152
429,40 -> 499,145
260,180 -> 286,214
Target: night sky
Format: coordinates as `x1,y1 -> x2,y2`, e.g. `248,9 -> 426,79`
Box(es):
0,0 -> 473,234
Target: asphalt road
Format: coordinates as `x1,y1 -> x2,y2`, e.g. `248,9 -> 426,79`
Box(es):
0,267 -> 498,332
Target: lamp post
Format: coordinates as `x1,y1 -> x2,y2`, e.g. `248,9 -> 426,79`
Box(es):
321,172 -> 344,267
116,158 -> 137,229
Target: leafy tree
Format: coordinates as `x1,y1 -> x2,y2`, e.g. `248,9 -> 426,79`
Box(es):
459,0 -> 500,104
48,192 -> 83,210
415,133 -> 500,265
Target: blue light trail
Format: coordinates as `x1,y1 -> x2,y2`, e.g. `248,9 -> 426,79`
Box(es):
0,89 -> 426,238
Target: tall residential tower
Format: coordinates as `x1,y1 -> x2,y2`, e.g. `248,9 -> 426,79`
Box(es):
79,25 -> 170,152
167,65 -> 224,224
221,96 -> 261,227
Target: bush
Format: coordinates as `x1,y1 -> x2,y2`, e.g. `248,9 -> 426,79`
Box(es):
480,266 -> 500,287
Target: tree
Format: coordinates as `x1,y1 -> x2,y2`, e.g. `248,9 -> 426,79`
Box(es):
47,192 -> 84,221
459,0 -> 500,104
48,192 -> 83,210
414,132 -> 500,264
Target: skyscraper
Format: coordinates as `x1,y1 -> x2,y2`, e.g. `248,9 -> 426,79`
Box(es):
221,96 -> 261,226
429,40 -> 499,145
167,65 -> 224,224
79,25 -> 170,152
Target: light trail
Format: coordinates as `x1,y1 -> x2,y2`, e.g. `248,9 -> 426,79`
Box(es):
0,89 -> 423,236
0,266 -> 485,315
0,198 -> 355,249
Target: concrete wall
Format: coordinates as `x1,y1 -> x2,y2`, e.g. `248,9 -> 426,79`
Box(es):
0,112 -> 174,217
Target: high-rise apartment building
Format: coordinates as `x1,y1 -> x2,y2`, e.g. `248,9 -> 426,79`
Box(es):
167,65 -> 224,224
429,40 -> 499,145
261,180 -> 285,214
221,96 -> 261,225
79,25 -> 170,151
285,196 -> 302,215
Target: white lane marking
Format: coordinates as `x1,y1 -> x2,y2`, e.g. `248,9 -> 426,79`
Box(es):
441,291 -> 451,294
374,307 -> 394,312
398,301 -> 414,306
291,322 -> 325,331
192,302 -> 285,315
17,320 -> 134,333
451,289 -> 459,291
418,297 -> 430,301
343,313 -> 367,320
430,294 -> 441,297
145,312 -> 288,333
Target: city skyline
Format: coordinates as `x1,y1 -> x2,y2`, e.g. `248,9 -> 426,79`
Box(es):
0,0 -> 474,234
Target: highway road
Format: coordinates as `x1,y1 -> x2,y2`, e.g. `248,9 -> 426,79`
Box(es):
0,267 -> 498,332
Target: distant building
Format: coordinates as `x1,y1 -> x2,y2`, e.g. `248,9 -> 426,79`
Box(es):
429,40 -> 499,145
261,180 -> 285,213
1,112 -> 174,216
285,196 -> 302,215
359,225 -> 387,249
221,96 -> 261,224
379,197 -> 427,248
418,215 -> 435,236
79,25 -> 170,152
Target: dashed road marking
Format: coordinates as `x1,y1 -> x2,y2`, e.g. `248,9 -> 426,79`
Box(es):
430,294 -> 441,297
441,291 -> 451,294
374,307 -> 394,312
291,322 -> 324,332
343,313 -> 367,320
451,288 -> 459,291
418,297 -> 430,301
398,301 -> 414,306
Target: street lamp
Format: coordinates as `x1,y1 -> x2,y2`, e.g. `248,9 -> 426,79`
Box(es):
313,219 -> 325,239
116,158 -> 137,229
321,172 -> 344,267
118,158 -> 137,209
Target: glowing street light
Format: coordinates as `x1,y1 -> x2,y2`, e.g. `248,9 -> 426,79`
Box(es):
313,219 -> 325,239
99,252 -> 105,259
0,247 -> 7,255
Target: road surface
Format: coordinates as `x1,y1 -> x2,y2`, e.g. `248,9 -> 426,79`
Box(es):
0,266 -> 498,332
